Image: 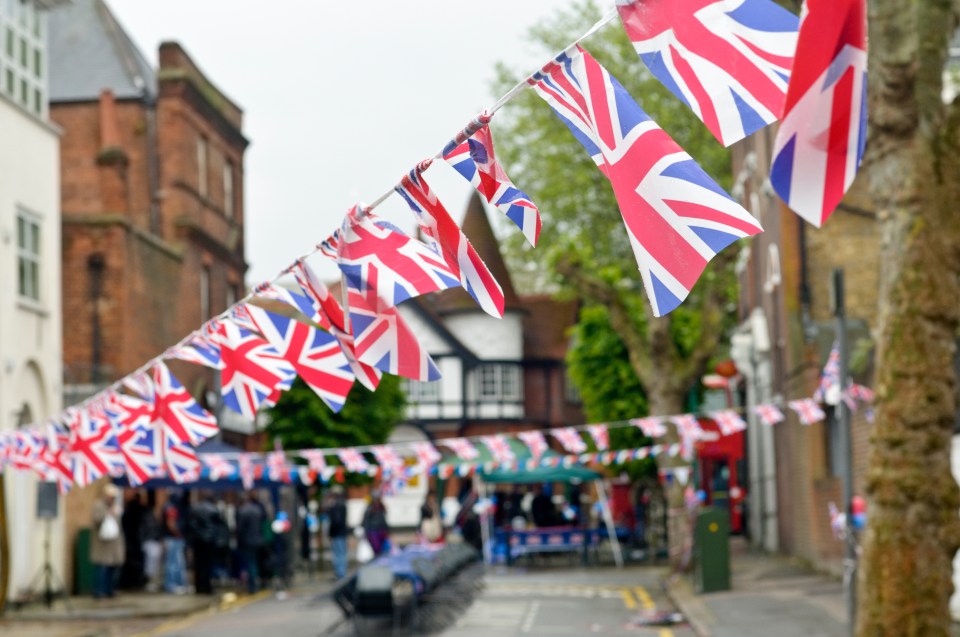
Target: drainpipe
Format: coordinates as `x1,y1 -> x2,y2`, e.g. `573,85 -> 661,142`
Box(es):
142,89 -> 161,235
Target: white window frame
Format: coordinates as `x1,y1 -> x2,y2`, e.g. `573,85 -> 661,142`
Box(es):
476,364 -> 521,403
223,159 -> 234,219
404,378 -> 440,403
197,136 -> 208,197
0,0 -> 45,117
16,208 -> 40,302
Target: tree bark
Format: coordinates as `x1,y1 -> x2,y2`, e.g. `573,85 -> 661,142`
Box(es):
858,1 -> 960,634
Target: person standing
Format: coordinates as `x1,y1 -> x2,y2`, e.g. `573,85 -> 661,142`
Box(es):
90,483 -> 125,599
325,486 -> 349,579
119,490 -> 146,589
187,492 -> 225,595
236,492 -> 265,594
361,493 -> 390,557
419,492 -> 443,543
140,491 -> 163,592
162,493 -> 188,594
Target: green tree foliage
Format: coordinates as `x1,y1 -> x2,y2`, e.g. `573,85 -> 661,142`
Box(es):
265,375 -> 405,453
493,0 -> 739,416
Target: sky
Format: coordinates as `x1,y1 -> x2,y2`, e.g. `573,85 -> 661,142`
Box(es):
106,0 -> 582,284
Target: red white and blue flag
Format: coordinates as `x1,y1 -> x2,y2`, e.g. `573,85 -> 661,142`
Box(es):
213,318 -> 297,419
67,406 -> 122,487
336,205 -> 460,309
551,427 -> 588,454
204,453 -> 236,481
587,424 -> 610,451
753,404 -> 785,426
518,430 -> 549,461
441,121 -> 542,246
106,391 -> 162,486
441,437 -> 480,461
813,341 -> 841,404
151,362 -> 219,447
346,268 -> 443,381
244,304 -> 354,413
267,447 -> 291,483
165,329 -> 223,370
529,47 -> 762,316
337,448 -> 371,474
770,0 -> 867,227
631,416 -> 668,438
238,454 -> 256,490
396,165 -> 505,318
254,282 -> 321,325
480,435 -> 515,465
788,398 -> 826,425
371,445 -> 406,476
39,424 -> 73,493
617,0 -> 798,146
412,441 -> 443,469
711,409 -> 747,436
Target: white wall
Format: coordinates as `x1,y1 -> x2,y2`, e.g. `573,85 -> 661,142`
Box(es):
0,96 -> 62,599
445,311 -> 522,360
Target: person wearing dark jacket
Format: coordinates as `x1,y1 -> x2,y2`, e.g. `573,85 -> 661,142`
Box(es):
187,492 -> 227,595
236,492 -> 265,593
362,494 -> 390,556
325,486 -> 349,579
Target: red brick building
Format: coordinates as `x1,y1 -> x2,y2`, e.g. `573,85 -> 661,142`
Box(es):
48,0 -> 249,579
50,0 -> 248,402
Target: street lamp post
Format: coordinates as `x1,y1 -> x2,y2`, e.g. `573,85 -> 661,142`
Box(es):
832,268 -> 856,637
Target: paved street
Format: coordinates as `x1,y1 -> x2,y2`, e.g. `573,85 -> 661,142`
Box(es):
107,566 -> 692,637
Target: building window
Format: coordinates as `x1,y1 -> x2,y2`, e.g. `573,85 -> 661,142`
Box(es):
476,364 -> 521,402
404,378 -> 440,403
200,266 -> 210,321
17,210 -> 39,301
197,136 -> 208,197
0,2 -> 43,116
223,160 -> 234,218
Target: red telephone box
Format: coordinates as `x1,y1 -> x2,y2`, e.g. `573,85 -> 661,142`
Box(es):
695,418 -> 746,534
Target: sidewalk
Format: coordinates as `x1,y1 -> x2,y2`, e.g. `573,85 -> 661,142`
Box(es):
665,539 -> 846,637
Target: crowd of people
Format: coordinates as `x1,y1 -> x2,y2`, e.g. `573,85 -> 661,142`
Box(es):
89,484 -> 293,599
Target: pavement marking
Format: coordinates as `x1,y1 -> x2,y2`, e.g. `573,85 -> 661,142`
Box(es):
620,588 -> 637,610
126,589 -> 272,637
635,586 -> 656,610
520,600 -> 541,633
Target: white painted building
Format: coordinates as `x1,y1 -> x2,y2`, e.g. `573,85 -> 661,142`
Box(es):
0,0 -> 64,603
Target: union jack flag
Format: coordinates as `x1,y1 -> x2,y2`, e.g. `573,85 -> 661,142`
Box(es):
213,318 -> 297,419
711,409 -> 747,436
371,445 -> 405,475
6,429 -> 39,471
238,454 -> 256,490
848,384 -> 875,404
587,424 -> 610,451
203,453 -> 236,481
165,330 -> 223,369
67,407 -> 122,487
517,431 -> 549,461
161,433 -> 202,484
151,362 -> 219,447
299,449 -> 329,474
670,414 -> 704,439
106,392 -> 161,486
813,341 -> 841,404
337,448 -> 371,474
336,205 -> 460,309
267,449 -> 291,483
254,282 -> 320,324
396,166 -> 505,318
551,427 -> 587,454
770,0 -> 867,227
631,416 -> 668,438
440,437 -> 480,461
39,424 -> 73,493
529,47 -> 762,316
753,404 -> 785,426
290,260 -> 382,391
124,371 -> 154,400
347,285 -> 442,382
788,398 -> 826,425
441,120 -> 542,246
480,435 -> 515,465
245,304 -> 354,413
617,0 -> 798,146
411,441 -> 442,468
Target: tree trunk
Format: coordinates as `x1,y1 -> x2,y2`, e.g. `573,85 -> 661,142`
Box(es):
858,1 -> 960,634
